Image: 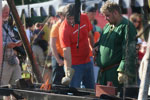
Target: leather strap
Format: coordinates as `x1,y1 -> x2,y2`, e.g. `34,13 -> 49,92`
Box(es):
100,63 -> 119,73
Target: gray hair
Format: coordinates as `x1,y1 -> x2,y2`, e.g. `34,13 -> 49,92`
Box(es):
2,1 -> 9,10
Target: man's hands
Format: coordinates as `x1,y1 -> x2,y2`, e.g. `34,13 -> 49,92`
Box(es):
61,67 -> 75,86
15,40 -> 22,46
57,59 -> 64,66
7,41 -> 22,48
118,72 -> 128,84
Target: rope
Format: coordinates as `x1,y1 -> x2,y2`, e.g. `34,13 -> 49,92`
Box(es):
31,16 -> 50,45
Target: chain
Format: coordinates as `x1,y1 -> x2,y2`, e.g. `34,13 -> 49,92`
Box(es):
135,40 -> 139,85
123,20 -> 137,99
124,21 -> 130,83
123,20 -> 130,100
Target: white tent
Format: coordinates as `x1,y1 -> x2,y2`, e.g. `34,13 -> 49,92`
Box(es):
16,0 -> 144,18
16,0 -> 64,17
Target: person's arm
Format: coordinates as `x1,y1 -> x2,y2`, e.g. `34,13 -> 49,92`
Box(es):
50,37 -> 64,66
5,41 -> 21,48
61,47 -> 74,86
88,31 -> 94,48
88,31 -> 95,55
3,27 -> 19,48
63,47 -> 72,68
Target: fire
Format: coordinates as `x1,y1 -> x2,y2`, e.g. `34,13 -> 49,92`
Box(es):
40,79 -> 51,91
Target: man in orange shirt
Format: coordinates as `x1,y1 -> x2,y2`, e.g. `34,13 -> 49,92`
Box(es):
50,6 -> 65,85
59,4 -> 95,89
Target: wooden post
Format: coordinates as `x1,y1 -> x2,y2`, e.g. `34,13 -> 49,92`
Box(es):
6,0 -> 43,83
138,30 -> 150,100
0,0 -> 3,68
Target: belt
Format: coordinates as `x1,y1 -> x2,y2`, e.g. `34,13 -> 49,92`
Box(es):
100,63 -> 120,73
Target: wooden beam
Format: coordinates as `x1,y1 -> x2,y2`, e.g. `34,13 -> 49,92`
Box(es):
6,0 -> 43,83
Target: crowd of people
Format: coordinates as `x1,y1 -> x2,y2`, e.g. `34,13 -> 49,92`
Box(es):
0,0 -> 149,100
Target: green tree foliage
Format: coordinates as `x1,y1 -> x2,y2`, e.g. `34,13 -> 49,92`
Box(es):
14,0 -> 50,5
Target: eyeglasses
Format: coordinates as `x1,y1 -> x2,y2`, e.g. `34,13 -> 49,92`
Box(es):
132,19 -> 141,23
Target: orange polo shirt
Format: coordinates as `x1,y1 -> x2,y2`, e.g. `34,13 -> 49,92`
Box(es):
50,20 -> 63,57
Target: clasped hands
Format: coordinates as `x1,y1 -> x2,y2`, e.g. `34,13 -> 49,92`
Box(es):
7,41 -> 22,48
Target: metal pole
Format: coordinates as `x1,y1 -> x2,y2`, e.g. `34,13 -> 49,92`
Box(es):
28,4 -> 30,18
6,0 -> 43,83
138,30 -> 150,100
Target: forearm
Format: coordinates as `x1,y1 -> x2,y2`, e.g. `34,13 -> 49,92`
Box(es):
52,49 -> 61,62
88,31 -> 94,48
63,47 -> 72,68
61,47 -> 74,86
50,38 -> 61,63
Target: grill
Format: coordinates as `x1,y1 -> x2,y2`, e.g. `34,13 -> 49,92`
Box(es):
0,83 -> 98,100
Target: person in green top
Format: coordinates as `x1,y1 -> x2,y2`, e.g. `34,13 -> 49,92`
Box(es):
95,1 -> 137,89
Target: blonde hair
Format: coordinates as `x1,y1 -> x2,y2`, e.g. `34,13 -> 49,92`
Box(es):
130,13 -> 144,39
130,13 -> 143,30
56,6 -> 66,16
130,13 -> 142,23
100,1 -> 121,14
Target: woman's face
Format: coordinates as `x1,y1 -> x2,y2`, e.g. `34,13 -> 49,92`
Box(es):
132,17 -> 141,29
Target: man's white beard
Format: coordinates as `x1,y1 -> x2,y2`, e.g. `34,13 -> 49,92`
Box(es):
2,17 -> 9,22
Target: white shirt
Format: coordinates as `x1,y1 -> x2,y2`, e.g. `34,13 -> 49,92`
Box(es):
26,28 -> 33,43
